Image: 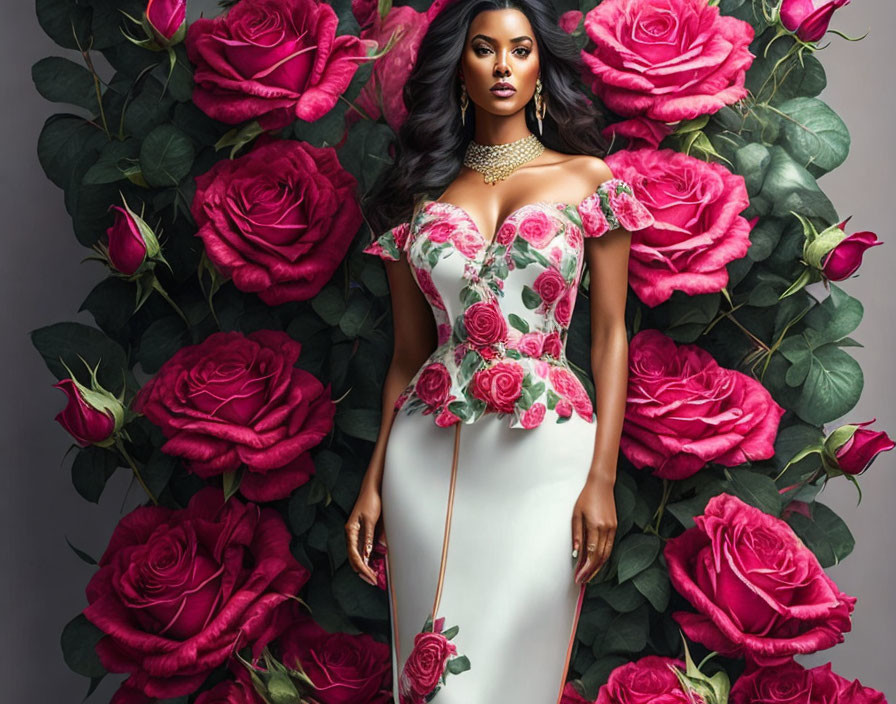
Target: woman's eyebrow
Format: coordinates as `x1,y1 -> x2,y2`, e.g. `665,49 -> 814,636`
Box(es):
470,33 -> 534,43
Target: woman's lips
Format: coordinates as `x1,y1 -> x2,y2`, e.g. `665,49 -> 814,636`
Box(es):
490,86 -> 516,98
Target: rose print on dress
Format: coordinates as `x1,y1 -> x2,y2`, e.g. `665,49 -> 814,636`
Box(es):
363,177 -> 655,429
398,614 -> 470,704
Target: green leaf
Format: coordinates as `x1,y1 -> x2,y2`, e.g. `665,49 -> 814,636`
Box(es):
521,285 -> 541,309
339,295 -> 373,338
803,284 -> 863,346
61,613 -> 106,678
507,313 -> 529,333
615,533 -> 661,583
632,563 -> 670,612
32,56 -> 99,113
137,316 -> 188,374
795,344 -> 863,425
662,292 -> 720,343
312,286 -> 346,325
786,501 -> 855,567
82,138 -> 141,184
139,124 -> 195,187
761,146 -> 837,222
31,321 -> 128,393
65,536 -> 98,565
778,97 -> 850,175
336,408 -> 381,442
773,422 -> 824,470
222,465 -> 245,501
37,113 -> 106,189
593,605 -> 649,655
725,470 -> 783,516
71,445 -> 119,503
143,449 -> 177,499
36,0 -> 92,50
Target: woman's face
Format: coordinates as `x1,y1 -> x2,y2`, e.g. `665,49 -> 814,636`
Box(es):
459,8 -> 541,118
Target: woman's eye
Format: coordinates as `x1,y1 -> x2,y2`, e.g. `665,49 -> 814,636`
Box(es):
514,48 -> 531,57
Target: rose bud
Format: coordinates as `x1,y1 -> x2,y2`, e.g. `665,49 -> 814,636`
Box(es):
53,374 -> 125,448
105,199 -> 163,276
780,0 -> 850,43
782,215 -> 881,297
821,229 -> 882,281
146,0 -> 187,43
824,419 -> 895,475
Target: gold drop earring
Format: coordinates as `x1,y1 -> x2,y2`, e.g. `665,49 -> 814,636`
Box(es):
533,77 -> 546,136
459,81 -> 469,126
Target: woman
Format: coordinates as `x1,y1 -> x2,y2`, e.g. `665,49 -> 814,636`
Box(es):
345,1 -> 655,701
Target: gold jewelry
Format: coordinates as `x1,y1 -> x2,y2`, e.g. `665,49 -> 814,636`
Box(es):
586,544 -> 596,552
462,133 -> 545,185
533,77 -> 547,136
459,83 -> 469,126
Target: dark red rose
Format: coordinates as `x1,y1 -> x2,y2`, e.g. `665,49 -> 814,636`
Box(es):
191,138 -> 362,305
730,659 -> 886,704
83,487 -> 309,702
471,362 -> 524,414
52,377 -> 122,447
664,493 -> 856,667
821,229 -> 882,281
278,609 -> 392,704
595,655 -> 700,704
533,269 -> 566,304
414,362 -> 452,407
133,330 -> 334,502
185,0 -> 371,130
146,0 -> 186,41
463,300 -> 508,347
106,206 -> 149,275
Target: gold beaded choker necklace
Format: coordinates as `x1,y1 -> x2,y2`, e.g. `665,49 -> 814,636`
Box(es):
463,133 -> 545,185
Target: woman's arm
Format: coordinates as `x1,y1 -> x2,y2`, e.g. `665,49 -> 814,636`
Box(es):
571,161 -> 631,584
346,247 -> 437,585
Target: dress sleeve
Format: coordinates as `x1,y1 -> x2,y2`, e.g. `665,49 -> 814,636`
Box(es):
362,221 -> 412,262
576,177 -> 655,239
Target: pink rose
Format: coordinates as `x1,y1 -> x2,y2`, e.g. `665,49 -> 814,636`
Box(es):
543,332 -> 563,358
192,138 -> 361,305
556,399 -> 573,418
133,330 -> 334,502
558,10 -> 583,34
595,655 -> 699,704
453,227 -> 483,259
601,117 -> 674,150
583,0 -> 755,122
106,206 -> 149,275
549,367 -> 594,421
185,0 -> 370,130
516,331 -> 545,357
53,378 -> 121,447
83,487 -> 309,701
517,210 -> 556,248
437,323 -> 452,345
533,269 -> 566,304
471,362 -> 524,414
781,0 -> 851,43
412,267 -> 447,310
463,301 -> 508,347
554,287 -> 575,326
367,536 -> 388,590
730,659 -> 886,704
146,0 -> 186,42
821,227 -> 882,281
560,681 -> 589,704
414,362 -> 452,408
664,493 -> 857,666
496,220 -> 517,246
606,149 -> 752,307
435,399 -> 462,428
353,0 -> 451,132
828,420 -> 895,475
399,629 -> 457,703
279,610 -> 392,704
623,330 -> 783,479
520,402 -> 546,429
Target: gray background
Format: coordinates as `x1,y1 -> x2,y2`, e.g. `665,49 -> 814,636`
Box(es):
2,1 -> 893,700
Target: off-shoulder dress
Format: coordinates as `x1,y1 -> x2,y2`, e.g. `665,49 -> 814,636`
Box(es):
362,178 -> 655,704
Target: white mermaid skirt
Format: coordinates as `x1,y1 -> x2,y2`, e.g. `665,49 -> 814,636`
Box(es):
381,409 -> 595,703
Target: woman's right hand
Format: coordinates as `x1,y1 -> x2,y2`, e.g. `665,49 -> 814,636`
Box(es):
345,482 -> 382,586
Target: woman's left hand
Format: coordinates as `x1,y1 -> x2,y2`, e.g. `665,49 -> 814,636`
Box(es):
571,475 -> 617,584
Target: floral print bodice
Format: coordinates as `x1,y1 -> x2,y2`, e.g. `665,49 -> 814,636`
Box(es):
363,177 -> 655,430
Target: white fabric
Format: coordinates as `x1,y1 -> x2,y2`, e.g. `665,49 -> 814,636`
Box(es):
381,408 -> 595,702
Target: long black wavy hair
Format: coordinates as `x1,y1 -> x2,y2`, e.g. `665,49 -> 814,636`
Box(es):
363,0 -> 610,237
